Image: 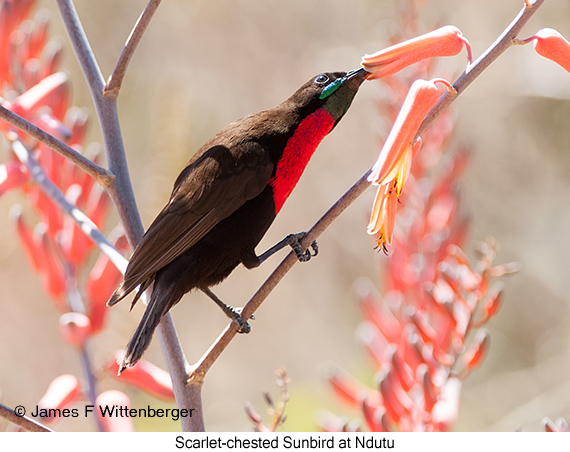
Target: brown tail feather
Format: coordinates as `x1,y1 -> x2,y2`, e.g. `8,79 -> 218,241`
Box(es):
117,280 -> 182,372
118,292 -> 165,373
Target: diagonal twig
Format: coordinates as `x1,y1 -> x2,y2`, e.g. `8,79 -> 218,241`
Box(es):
104,0 -> 163,97
0,403 -> 53,432
0,104 -> 113,186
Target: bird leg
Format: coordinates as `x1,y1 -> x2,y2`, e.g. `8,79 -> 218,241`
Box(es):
256,232 -> 318,266
201,287 -> 252,333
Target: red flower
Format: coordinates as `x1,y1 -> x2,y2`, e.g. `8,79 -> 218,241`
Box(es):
368,78 -> 453,250
95,391 -> 134,432
37,374 -> 81,424
109,351 -> 175,402
361,26 -> 472,80
531,28 -> 570,73
59,312 -> 91,347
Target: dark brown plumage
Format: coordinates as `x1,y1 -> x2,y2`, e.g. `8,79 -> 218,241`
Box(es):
109,69 -> 368,370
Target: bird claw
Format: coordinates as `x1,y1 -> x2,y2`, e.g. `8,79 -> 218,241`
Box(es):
236,319 -> 251,334
232,307 -> 253,334
286,232 -> 318,263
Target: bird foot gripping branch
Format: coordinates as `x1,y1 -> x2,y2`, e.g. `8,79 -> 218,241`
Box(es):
255,231 -> 319,266
202,288 -> 253,334
286,232 -> 319,263
221,307 -> 252,335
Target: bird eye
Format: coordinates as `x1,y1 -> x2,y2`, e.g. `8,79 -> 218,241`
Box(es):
314,74 -> 329,84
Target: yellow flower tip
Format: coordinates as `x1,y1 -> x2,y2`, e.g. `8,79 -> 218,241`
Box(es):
382,182 -> 398,241
369,223 -> 390,255
360,25 -> 472,79
367,181 -> 398,254
395,146 -> 413,197
367,184 -> 388,235
376,234 -> 390,255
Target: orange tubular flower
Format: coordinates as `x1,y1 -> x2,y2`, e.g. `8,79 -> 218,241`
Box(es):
86,232 -> 129,334
109,351 -> 175,402
0,1 -> 37,85
530,28 -> 570,73
361,25 -> 472,80
11,71 -> 70,121
462,329 -> 490,371
37,227 -> 67,308
37,374 -> 81,423
481,282 -> 504,321
65,107 -> 89,147
59,312 -> 91,348
95,390 -> 134,432
10,205 -> 42,272
0,161 -> 28,195
327,366 -> 379,408
367,78 -> 453,250
430,378 -> 461,431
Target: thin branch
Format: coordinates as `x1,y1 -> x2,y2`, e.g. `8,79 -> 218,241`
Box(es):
104,0 -> 163,97
54,0 -> 105,95
188,0 -> 548,382
0,104 -> 113,186
80,343 -> 105,432
10,136 -> 127,273
0,403 -> 53,432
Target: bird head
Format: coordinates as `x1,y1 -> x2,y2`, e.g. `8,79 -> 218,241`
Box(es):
289,68 -> 369,124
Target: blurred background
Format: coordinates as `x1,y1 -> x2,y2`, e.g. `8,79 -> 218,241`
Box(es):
1,0 -> 570,432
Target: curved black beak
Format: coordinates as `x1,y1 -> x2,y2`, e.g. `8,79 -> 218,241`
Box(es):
346,67 -> 369,80
343,67 -> 369,90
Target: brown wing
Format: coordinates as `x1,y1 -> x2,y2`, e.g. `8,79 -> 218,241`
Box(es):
108,141 -> 274,306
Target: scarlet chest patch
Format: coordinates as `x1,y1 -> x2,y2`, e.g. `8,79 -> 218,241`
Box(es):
269,108 -> 335,213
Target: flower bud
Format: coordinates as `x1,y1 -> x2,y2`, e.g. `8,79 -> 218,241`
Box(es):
95,390 -> 134,432
37,226 -> 67,308
37,374 -> 81,423
0,161 -> 28,196
532,28 -> 570,73
10,205 -> 42,272
11,71 -> 69,120
327,366 -> 375,408
482,282 -> 504,320
109,351 -> 175,402
462,329 -> 490,371
59,312 -> 91,347
86,232 -> 128,333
